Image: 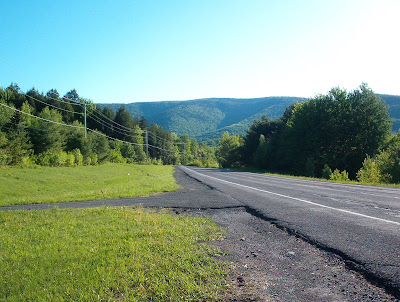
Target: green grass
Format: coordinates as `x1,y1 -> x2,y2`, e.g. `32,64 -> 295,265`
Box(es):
0,207 -> 228,301
0,164 -> 179,206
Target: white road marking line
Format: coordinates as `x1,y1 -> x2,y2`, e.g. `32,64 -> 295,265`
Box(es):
183,167 -> 400,226
224,172 -> 400,200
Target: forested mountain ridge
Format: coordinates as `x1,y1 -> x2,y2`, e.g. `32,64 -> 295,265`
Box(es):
101,94 -> 400,141
101,97 -> 302,141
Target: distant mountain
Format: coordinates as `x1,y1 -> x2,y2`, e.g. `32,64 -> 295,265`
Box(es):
101,97 -> 302,141
100,94 -> 400,142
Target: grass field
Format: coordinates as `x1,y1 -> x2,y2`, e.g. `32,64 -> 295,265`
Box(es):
0,207 -> 227,301
0,164 -> 179,206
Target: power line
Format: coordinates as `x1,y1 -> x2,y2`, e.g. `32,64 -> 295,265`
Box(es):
44,93 -> 85,107
25,93 -> 84,115
89,110 -> 144,134
148,144 -> 182,154
0,102 -> 85,129
88,114 -> 140,138
87,128 -> 145,146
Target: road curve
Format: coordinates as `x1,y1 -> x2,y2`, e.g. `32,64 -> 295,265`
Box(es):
180,166 -> 400,295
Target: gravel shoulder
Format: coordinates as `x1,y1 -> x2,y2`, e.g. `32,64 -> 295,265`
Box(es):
178,207 -> 398,301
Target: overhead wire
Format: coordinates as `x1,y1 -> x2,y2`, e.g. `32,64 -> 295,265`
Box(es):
25,93 -> 84,115
87,128 -> 150,147
0,102 -> 85,129
2,93 -> 189,159
90,110 -> 144,134
87,114 -> 144,139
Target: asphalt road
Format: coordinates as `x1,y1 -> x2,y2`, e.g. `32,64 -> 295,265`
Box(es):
180,166 -> 400,296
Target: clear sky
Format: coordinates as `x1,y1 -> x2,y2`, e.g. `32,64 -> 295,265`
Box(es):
1,0 -> 399,103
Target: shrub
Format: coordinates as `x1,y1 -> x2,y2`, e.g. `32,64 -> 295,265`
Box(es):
90,153 -> 98,165
376,142 -> 400,183
356,156 -> 382,184
84,156 -> 91,166
330,169 -> 349,182
36,149 -> 69,167
73,149 -> 83,166
109,148 -> 126,163
19,156 -> 35,168
150,158 -> 163,165
321,164 -> 332,179
48,150 -> 68,167
65,153 -> 75,167
0,149 -> 8,166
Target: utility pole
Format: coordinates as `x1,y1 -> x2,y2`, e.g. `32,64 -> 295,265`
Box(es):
84,103 -> 87,138
145,130 -> 149,164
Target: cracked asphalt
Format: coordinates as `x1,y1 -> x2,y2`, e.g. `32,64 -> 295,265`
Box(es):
2,166 -> 400,301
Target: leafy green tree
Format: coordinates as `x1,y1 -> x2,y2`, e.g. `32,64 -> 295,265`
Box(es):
3,84 -> 27,109
375,134 -> 400,183
132,124 -> 146,163
101,106 -> 116,135
114,105 -> 135,141
30,107 -> 66,154
253,134 -> 268,169
284,84 -> 391,178
2,102 -> 34,165
218,132 -> 242,168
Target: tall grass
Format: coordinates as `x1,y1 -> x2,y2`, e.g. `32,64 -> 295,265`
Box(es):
0,207 -> 227,301
0,164 -> 179,206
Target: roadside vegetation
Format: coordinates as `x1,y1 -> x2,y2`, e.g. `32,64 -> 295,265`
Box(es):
0,83 -> 218,169
0,207 -> 227,301
218,84 -> 400,185
0,164 -> 178,206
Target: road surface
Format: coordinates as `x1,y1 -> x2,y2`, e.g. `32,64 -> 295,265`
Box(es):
180,166 -> 400,296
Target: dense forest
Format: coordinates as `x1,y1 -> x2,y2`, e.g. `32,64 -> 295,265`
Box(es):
0,83 -> 218,168
217,84 -> 400,184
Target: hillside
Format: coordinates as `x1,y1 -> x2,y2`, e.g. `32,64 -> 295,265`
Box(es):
100,94 -> 400,142
101,97 -> 302,141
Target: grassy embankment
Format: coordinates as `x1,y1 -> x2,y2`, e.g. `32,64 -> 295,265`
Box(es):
0,163 -> 179,207
0,207 -> 227,301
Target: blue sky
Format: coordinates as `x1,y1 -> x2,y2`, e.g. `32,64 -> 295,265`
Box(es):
1,0 -> 399,103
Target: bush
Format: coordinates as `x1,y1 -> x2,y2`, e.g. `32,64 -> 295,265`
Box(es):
90,153 -> 98,165
330,169 -> 349,182
36,149 -> 73,167
36,149 -> 67,167
109,148 -> 126,163
73,149 -> 83,166
19,156 -> 35,168
321,164 -> 332,179
356,156 -> 382,184
150,158 -> 163,165
65,153 -> 75,167
0,149 -> 8,166
375,139 -> 400,183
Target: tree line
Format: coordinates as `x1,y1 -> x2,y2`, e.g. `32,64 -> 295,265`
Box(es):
218,84 -> 400,184
0,83 -> 218,167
